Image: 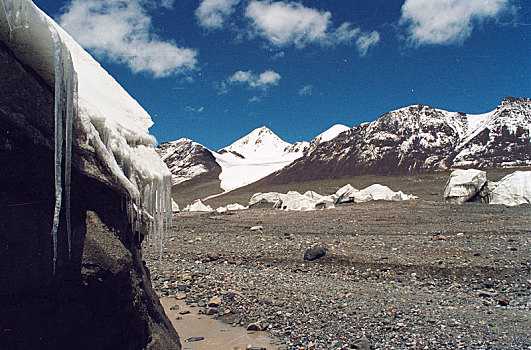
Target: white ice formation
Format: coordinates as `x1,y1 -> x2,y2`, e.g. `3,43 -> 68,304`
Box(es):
490,171 -> 531,206
249,184 -> 416,211
0,0 -> 172,271
443,169 -> 487,204
183,200 -> 214,212
215,203 -> 248,213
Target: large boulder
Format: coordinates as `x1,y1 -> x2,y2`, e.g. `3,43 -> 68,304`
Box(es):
490,171 -> 531,206
443,169 -> 487,204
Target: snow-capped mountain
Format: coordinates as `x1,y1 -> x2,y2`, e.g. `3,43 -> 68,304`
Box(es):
156,138 -> 221,186
259,97 -> 530,185
157,126 -> 321,192
220,126 -> 305,159
158,97 -> 530,195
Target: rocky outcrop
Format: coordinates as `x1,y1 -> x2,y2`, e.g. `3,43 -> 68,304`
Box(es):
0,33 -> 179,349
157,138 -> 222,187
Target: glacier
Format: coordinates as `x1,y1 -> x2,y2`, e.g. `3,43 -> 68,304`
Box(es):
0,0 -> 172,270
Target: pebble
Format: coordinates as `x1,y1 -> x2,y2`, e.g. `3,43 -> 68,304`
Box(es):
185,337 -> 204,342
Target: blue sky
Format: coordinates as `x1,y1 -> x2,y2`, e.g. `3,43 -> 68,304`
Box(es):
35,0 -> 530,150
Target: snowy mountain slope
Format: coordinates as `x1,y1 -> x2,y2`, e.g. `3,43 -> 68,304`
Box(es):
452,97 -> 531,168
260,97 -> 530,185
156,138 -> 221,186
304,124 -> 351,155
314,124 -> 351,144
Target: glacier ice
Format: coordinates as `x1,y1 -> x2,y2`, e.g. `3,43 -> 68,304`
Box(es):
1,0 -> 28,38
1,0 -> 173,271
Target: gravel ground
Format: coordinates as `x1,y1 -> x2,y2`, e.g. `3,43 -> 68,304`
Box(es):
146,200 -> 530,349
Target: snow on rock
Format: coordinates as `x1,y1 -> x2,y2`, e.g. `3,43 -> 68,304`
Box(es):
0,0 -> 172,253
157,138 -> 220,186
316,124 -> 351,143
215,203 -> 248,213
220,126 -> 296,159
490,171 -> 531,206
183,200 -> 214,212
443,169 -> 487,204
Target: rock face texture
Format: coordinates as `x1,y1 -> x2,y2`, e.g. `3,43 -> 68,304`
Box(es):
0,38 -> 179,349
261,98 -> 530,185
157,138 -> 222,187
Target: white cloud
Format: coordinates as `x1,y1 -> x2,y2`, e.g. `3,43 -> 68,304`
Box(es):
249,96 -> 261,102
298,84 -> 313,96
159,0 -> 175,9
185,106 -> 205,114
245,1 -> 330,47
59,0 -> 198,77
400,0 -> 513,46
245,1 -> 379,55
356,31 -> 380,56
227,69 -> 281,89
333,22 -> 360,43
196,0 -> 240,29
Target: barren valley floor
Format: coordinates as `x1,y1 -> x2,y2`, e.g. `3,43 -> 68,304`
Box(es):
147,172 -> 530,349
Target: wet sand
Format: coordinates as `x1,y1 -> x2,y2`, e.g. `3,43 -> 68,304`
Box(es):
160,297 -> 280,350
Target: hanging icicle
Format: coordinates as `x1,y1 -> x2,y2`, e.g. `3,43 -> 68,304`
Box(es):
50,27 -> 63,274
64,50 -> 77,260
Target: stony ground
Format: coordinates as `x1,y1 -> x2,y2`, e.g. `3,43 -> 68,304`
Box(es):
146,198 -> 530,350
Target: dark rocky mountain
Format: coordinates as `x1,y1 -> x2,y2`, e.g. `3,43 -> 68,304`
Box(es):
157,138 -> 221,187
260,97 -> 530,185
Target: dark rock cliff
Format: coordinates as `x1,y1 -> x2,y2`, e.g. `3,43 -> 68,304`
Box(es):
0,39 -> 180,349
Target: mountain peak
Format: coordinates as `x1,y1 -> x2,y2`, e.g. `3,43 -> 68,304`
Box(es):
220,126 -> 291,159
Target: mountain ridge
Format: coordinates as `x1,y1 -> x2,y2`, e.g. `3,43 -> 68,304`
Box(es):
157,97 -> 530,196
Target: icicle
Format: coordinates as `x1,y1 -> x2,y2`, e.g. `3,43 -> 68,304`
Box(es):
50,28 -> 63,274
1,0 -> 28,38
64,52 -> 76,260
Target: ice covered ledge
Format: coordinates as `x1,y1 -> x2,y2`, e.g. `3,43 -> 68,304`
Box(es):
0,1 -> 180,348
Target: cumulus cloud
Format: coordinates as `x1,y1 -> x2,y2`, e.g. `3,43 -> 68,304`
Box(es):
245,0 -> 379,54
227,69 -> 281,89
196,0 -> 240,29
59,0 -> 198,77
298,85 -> 313,96
400,0 -> 514,46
